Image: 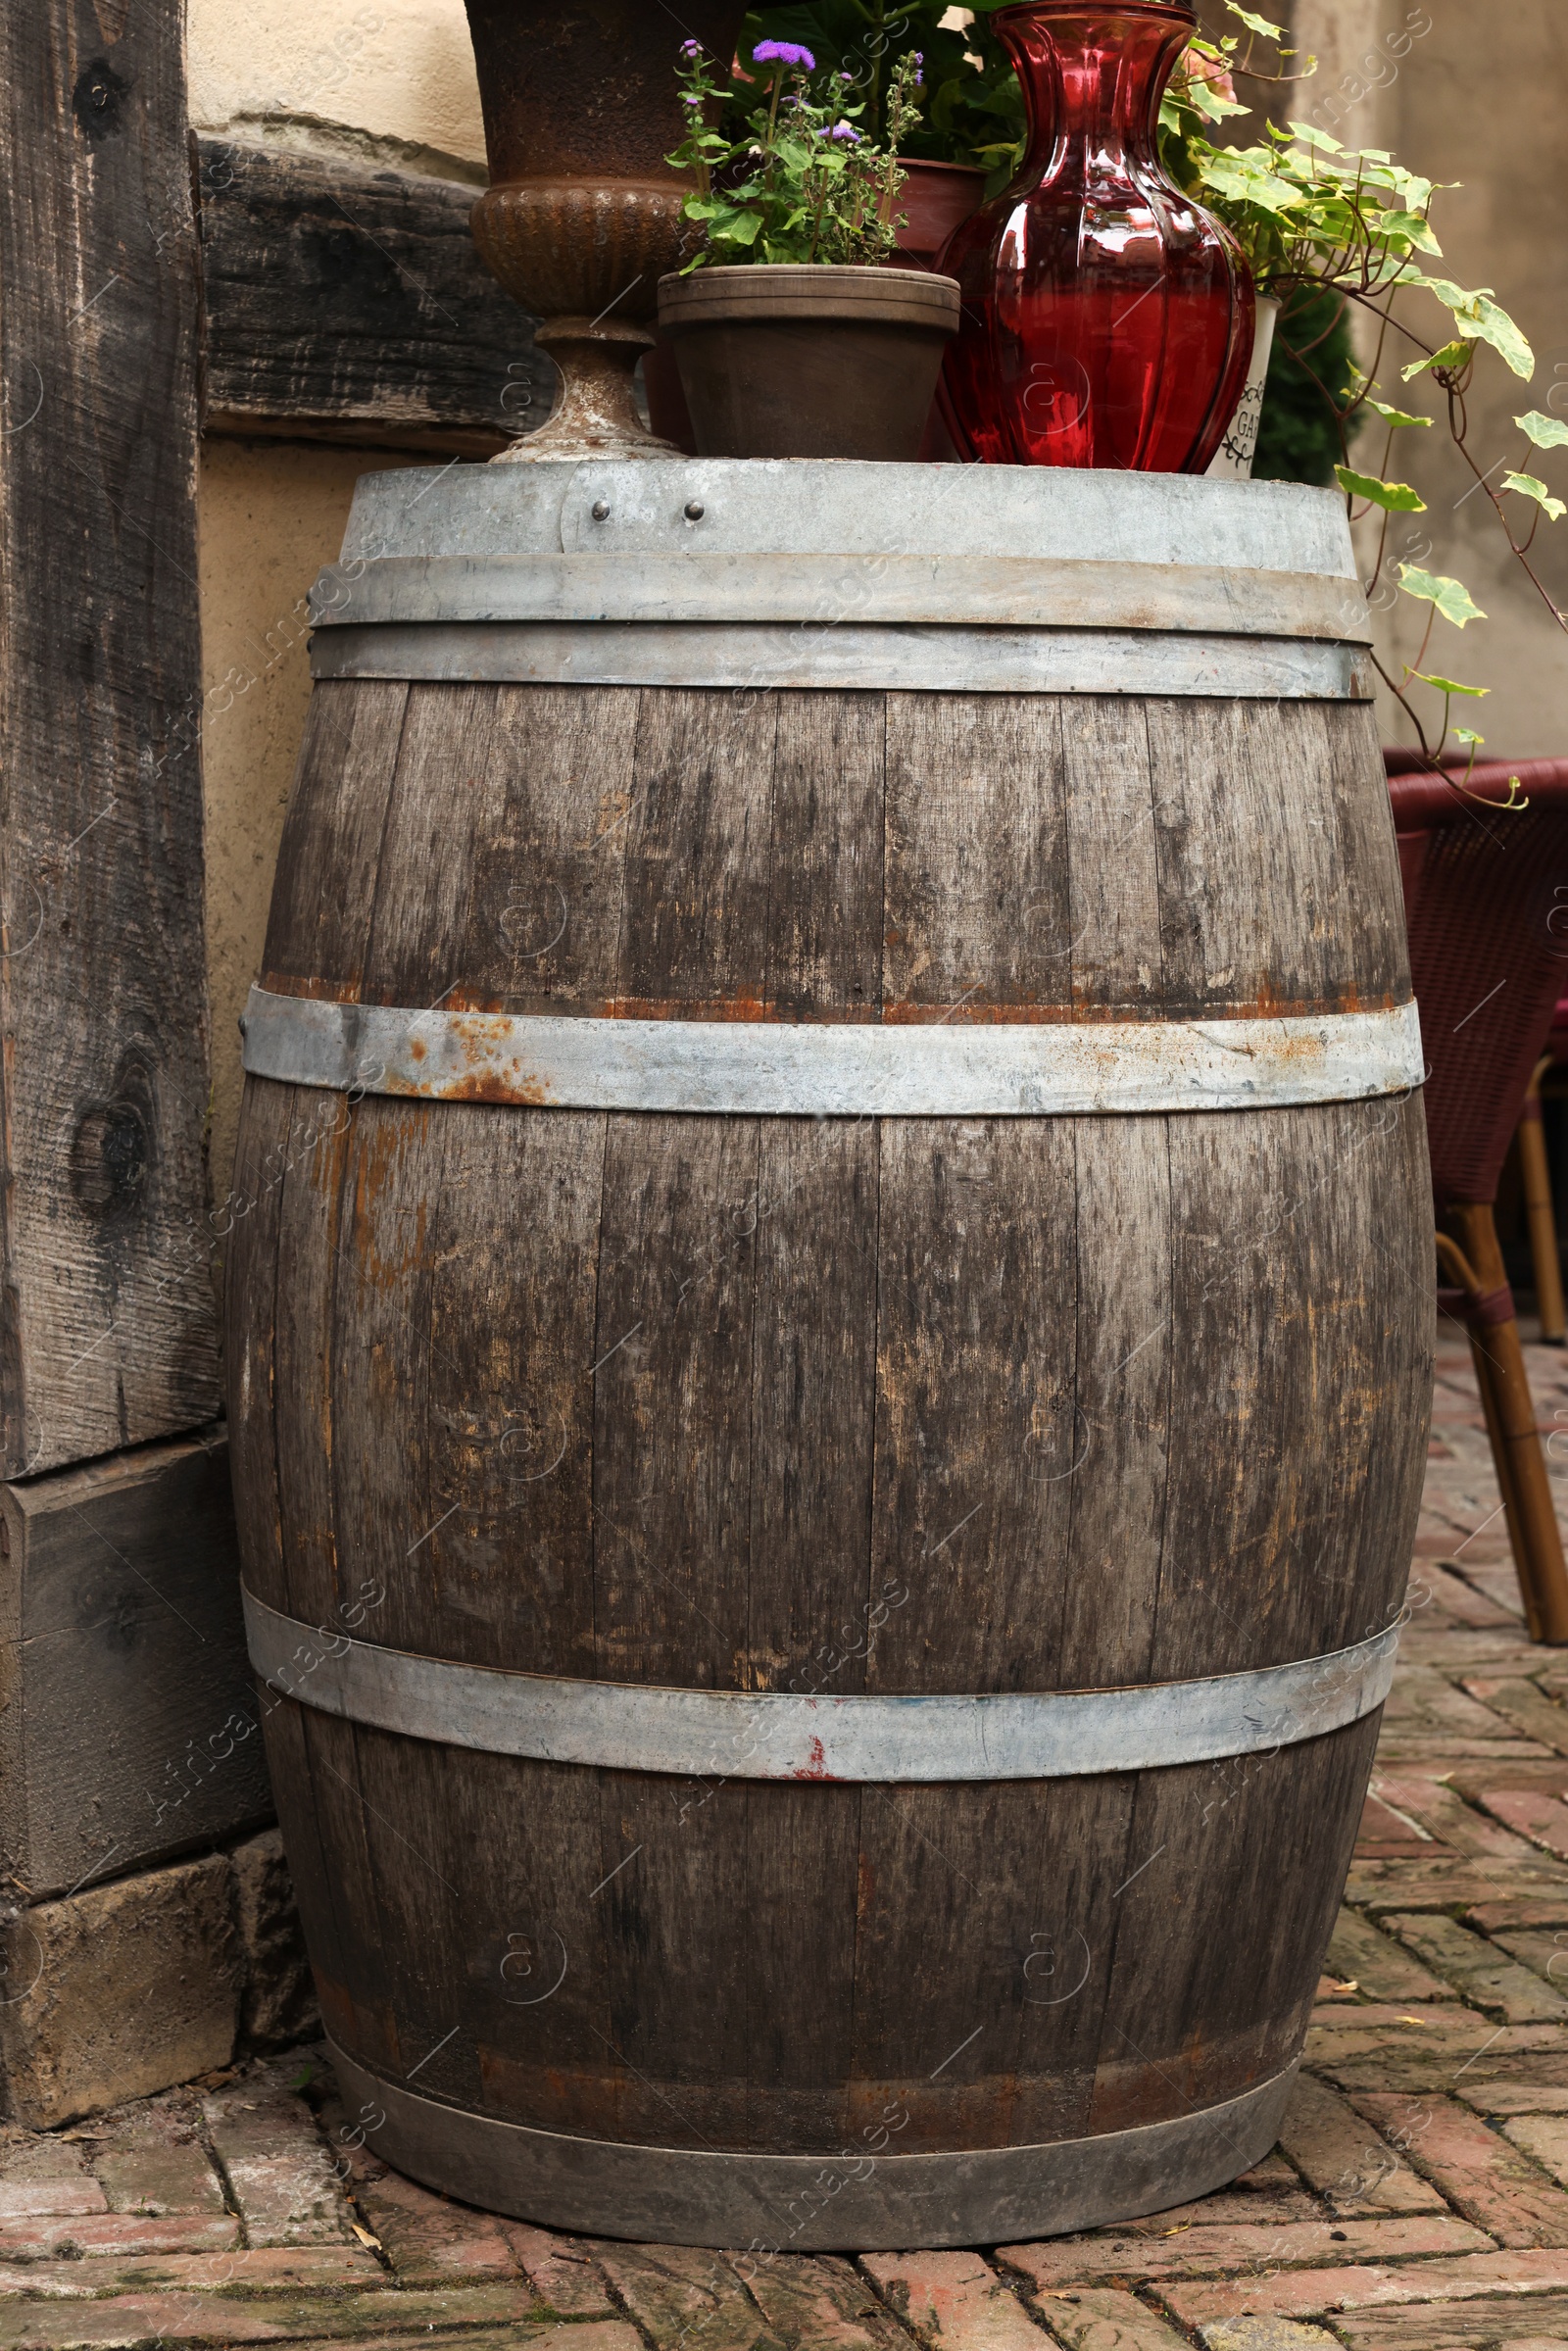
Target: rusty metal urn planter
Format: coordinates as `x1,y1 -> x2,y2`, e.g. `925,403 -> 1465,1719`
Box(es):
464,0 -> 747,459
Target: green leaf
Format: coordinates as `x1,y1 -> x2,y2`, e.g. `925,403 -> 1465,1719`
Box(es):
1227,3 -> 1287,31
1418,276 -> 1536,378
1402,340 -> 1472,380
1286,119 -> 1345,152
1362,395 -> 1432,429
1396,565 -> 1487,627
1518,411 -> 1568,450
1372,208 -> 1442,255
1502,469 -> 1567,520
1407,670 -> 1489,697
1452,727 -> 1485,745
1335,465 -> 1426,511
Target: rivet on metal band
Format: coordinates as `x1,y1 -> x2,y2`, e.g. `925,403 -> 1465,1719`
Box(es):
244,1590 -> 1398,1783
240,986 -> 1425,1118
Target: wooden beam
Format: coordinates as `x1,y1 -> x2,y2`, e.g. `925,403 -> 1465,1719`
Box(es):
0,1430 -> 272,1905
196,136 -> 551,455
0,0 -> 220,1476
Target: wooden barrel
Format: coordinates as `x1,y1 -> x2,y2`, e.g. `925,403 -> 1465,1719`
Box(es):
228,462 -> 1431,2250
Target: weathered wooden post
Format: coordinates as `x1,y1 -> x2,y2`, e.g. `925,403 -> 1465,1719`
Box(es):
0,0 -> 291,2124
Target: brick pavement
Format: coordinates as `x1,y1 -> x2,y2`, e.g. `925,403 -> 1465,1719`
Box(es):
5,1323 -> 1568,2347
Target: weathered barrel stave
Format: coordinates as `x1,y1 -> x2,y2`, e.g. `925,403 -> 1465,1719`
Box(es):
231,1085 -> 1430,1690
256,1699 -> 1377,2157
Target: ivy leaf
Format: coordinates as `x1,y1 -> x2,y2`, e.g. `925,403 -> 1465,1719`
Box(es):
1373,208 -> 1442,255
1286,119 -> 1345,152
1335,465 -> 1427,511
1362,395 -> 1432,429
1407,671 -> 1489,697
1226,2 -> 1287,33
1518,411 -> 1568,450
1418,276 -> 1536,378
1403,340 -> 1472,381
1502,469 -> 1567,520
1396,565 -> 1487,627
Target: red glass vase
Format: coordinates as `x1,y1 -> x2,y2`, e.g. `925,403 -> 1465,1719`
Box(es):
940,1 -> 1253,471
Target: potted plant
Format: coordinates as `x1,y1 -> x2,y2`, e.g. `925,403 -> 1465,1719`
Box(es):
1159,1 -> 1562,762
657,40 -> 960,460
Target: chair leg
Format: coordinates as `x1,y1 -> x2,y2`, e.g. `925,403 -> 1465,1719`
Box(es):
1465,1322 -> 1543,1641
1446,1203 -> 1568,1644
1519,1055 -> 1567,1344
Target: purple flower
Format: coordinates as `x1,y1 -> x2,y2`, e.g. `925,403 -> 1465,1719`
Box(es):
680,37 -> 702,55
829,120 -> 861,141
753,38 -> 815,68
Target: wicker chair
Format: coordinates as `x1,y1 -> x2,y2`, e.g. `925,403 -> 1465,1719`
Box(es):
1387,751 -> 1568,1641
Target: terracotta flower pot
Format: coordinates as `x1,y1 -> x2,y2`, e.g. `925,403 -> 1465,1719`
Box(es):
657,266 -> 962,462
892,160 -> 988,268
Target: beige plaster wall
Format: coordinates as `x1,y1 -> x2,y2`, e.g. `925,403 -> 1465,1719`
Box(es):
191,0 -> 473,1235
1295,0 -> 1568,756
197,441 -> 423,1245
188,0 -> 485,175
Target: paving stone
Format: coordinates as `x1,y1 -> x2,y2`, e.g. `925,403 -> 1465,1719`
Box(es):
1479,1788 -> 1568,1861
1347,1861 -> 1568,1915
1333,2302 -> 1568,2351
0,2246 -> 383,2297
1199,2325 -> 1342,2350
1371,1777 -> 1554,1867
1305,1995 -> 1568,2087
201,2073 -> 352,2246
1503,2113 -> 1568,2191
0,2293 -> 602,2347
1403,1563 -> 1518,1629
995,2216 -> 1485,2290
592,2242 -> 779,2351
1380,1915 -> 1568,2021
1468,1895 -> 1568,1932
744,2253 -> 911,2349
1275,2073 -> 1446,2216
1351,2094 -> 1568,2247
1492,1930 -> 1568,1999
1325,1912 -> 1454,2004
89,2103 -> 227,2219
1383,1674 -> 1524,1742
1397,1629 -> 1552,1669
1354,1792 -> 1438,1856
353,2170 -> 516,2282
1155,2248 -> 1568,2328
0,2213 -> 236,2257
0,2139 -> 105,2219
1015,2289 -> 1189,2350
862,2251 -> 1053,2348
503,2228 -> 616,2317
1464,1681 -> 1568,1756
1458,2084 -> 1568,2117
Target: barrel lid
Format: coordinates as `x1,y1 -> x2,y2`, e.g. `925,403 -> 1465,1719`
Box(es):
335,459 -> 1357,580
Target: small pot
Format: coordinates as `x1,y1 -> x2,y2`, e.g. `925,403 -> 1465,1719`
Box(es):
893,160 -> 988,268
657,265 -> 962,462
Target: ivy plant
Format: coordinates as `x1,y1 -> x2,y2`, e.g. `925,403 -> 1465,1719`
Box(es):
1159,3 -> 1559,769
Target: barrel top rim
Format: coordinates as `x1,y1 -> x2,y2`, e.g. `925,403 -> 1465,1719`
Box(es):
337,458 -> 1359,582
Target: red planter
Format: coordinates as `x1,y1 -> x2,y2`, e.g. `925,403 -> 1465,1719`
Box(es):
939,1 -> 1253,470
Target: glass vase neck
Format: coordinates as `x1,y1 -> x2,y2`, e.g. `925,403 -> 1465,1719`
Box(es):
994,2 -> 1197,153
